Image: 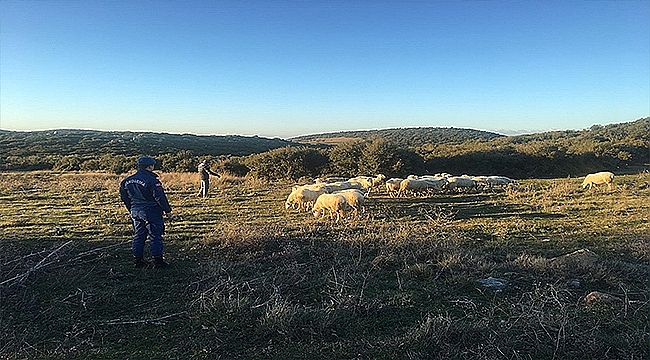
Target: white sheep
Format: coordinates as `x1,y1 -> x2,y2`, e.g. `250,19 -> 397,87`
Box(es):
292,183 -> 328,192
323,180 -> 363,193
398,178 -> 447,197
444,177 -> 477,192
485,176 -> 517,187
420,174 -> 447,180
371,174 -> 387,188
333,189 -> 366,216
385,178 -> 404,197
312,193 -> 352,222
285,185 -> 327,210
408,174 -> 449,181
348,176 -> 374,190
348,175 -> 388,195
582,171 -> 615,190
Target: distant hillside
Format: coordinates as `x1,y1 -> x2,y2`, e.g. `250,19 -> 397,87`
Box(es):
1,118 -> 647,177
417,117 -> 650,178
0,129 -> 300,157
291,127 -> 503,147
506,117 -> 650,144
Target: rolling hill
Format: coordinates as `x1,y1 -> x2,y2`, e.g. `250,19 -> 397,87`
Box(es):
0,118 -> 647,177
3,118 -> 647,159
290,127 -> 504,147
0,129 -> 299,157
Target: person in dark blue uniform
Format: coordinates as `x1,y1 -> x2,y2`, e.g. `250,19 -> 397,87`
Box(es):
120,156 -> 172,269
197,159 -> 220,198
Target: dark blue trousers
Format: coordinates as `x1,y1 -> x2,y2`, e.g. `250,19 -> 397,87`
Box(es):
130,208 -> 165,257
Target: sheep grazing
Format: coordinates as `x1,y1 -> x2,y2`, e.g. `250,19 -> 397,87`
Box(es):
385,178 -> 404,197
322,180 -> 363,193
396,173 -> 518,197
444,177 -> 477,192
484,176 -> 517,188
348,176 -> 374,191
312,193 -> 352,222
286,185 -> 327,211
292,183 -> 328,192
398,178 -> 447,197
582,171 -> 615,190
333,189 -> 366,216
371,174 -> 386,188
345,175 -> 380,195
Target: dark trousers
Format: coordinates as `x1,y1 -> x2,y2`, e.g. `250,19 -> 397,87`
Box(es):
130,208 -> 165,257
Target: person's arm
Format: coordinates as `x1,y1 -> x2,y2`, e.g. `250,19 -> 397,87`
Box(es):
119,182 -> 131,211
208,168 -> 220,177
153,181 -> 172,213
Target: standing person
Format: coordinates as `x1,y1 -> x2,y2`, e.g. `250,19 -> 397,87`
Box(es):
120,156 -> 172,269
197,159 -> 220,198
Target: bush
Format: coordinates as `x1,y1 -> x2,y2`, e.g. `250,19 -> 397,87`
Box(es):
245,147 -> 328,181
80,159 -> 102,171
2,155 -> 58,171
157,151 -> 198,172
328,138 -> 424,177
99,154 -> 135,174
215,156 -> 250,177
54,155 -> 82,171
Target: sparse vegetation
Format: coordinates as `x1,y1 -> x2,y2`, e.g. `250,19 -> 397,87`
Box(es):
1,171 -> 648,359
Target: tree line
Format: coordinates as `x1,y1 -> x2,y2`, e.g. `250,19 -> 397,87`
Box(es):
1,118 -> 648,179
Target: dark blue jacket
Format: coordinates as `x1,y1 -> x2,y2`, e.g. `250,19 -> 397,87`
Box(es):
120,169 -> 172,213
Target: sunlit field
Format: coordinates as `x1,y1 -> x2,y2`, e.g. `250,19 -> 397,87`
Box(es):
1,171 -> 649,359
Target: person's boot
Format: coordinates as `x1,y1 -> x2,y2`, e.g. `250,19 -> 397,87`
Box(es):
153,256 -> 169,269
134,256 -> 150,268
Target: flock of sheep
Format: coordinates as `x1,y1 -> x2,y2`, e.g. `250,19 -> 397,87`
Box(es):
386,173 -> 517,197
284,173 -> 517,221
284,171 -> 616,222
285,175 -> 384,221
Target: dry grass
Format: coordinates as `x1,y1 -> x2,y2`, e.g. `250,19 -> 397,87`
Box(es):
1,171 -> 649,359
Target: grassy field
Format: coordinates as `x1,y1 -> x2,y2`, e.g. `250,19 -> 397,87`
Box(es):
1,171 -> 649,359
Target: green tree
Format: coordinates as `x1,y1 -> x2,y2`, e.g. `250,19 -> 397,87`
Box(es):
80,159 -> 102,171
158,151 -> 197,172
328,141 -> 364,176
359,138 -> 424,177
245,147 -> 328,181
54,155 -> 82,171
100,154 -> 134,174
3,155 -> 58,171
215,156 -> 250,177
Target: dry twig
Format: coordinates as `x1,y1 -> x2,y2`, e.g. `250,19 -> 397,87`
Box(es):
0,240 -> 73,287
100,311 -> 186,326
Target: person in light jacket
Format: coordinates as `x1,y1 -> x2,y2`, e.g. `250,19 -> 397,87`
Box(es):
197,159 -> 220,198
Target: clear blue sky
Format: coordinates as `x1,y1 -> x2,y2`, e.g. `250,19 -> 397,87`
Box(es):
1,1 -> 649,138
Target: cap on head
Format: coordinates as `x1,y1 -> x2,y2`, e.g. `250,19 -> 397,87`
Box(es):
137,156 -> 156,167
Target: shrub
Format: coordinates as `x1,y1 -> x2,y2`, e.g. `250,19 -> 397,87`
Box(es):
245,147 -> 328,181
53,155 -> 82,171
